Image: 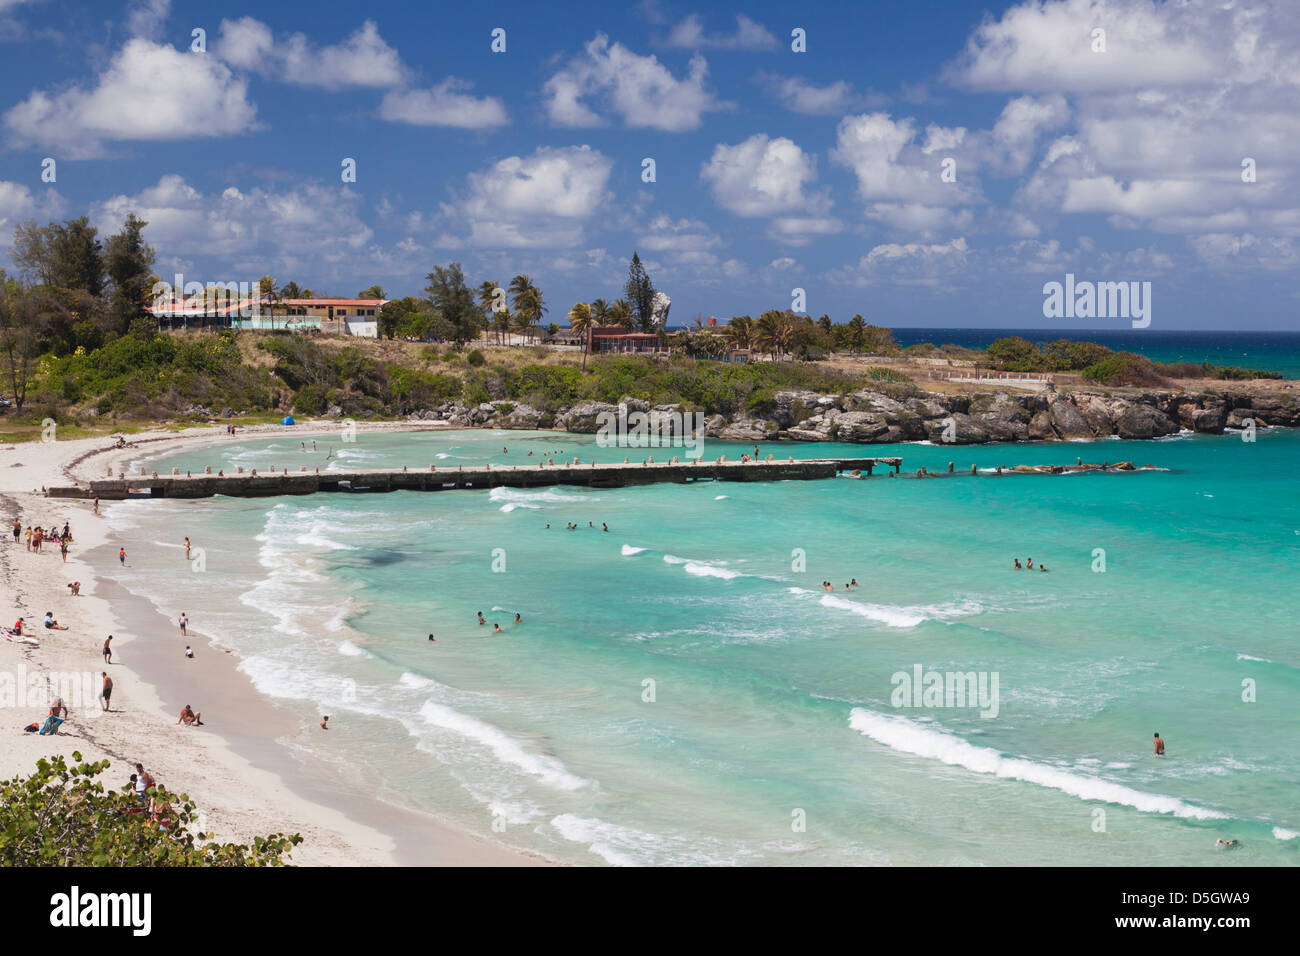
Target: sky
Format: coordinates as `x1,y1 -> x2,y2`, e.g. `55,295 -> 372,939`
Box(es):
0,0 -> 1297,329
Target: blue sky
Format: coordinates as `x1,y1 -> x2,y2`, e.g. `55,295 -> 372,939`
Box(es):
1,0 -> 1297,329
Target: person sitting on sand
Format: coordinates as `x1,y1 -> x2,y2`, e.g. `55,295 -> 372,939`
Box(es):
12,617 -> 24,634
185,646 -> 194,658
177,704 -> 203,727
320,716 -> 329,730
43,611 -> 68,630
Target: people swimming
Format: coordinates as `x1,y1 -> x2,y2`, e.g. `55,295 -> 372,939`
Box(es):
1215,839 -> 1239,848
427,633 -> 437,642
514,613 -> 522,624
1013,559 -> 1022,570
493,623 -> 503,633
1154,732 -> 1165,756
477,611 -> 486,626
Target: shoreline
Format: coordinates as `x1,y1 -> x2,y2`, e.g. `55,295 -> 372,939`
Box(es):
0,426 -> 548,866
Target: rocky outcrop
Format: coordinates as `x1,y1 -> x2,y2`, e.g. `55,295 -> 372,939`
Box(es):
397,384 -> 1296,447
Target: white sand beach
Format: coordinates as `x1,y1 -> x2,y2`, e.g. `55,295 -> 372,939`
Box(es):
0,422 -> 544,866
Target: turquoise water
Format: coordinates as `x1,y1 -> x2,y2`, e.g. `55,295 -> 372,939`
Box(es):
108,427 -> 1300,865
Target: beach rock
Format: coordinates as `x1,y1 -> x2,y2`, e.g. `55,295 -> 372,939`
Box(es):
618,396 -> 651,413
1115,404 -> 1178,439
784,428 -> 830,442
326,404 -> 344,418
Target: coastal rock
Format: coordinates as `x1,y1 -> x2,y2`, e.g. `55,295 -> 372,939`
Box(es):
1115,404 -> 1178,439
832,411 -> 891,442
718,419 -> 780,441
784,428 -> 830,442
618,396 -> 651,413
1027,410 -> 1057,441
555,401 -> 619,433
926,413 -> 989,445
1076,396 -> 1115,436
1048,398 -> 1094,440
1190,403 -> 1227,433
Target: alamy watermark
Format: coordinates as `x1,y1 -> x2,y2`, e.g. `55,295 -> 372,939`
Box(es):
891,664 -> 1000,719
1042,273 -> 1151,329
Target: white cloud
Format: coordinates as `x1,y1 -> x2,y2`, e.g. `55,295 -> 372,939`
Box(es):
217,18 -> 405,90
89,174 -> 386,277
664,14 -> 777,51
0,180 -> 64,250
1189,233 -> 1297,271
947,0 -> 1229,93
441,146 -> 614,249
830,237 -> 971,287
757,72 -> 871,115
126,0 -> 169,40
700,134 -> 822,217
379,79 -> 507,129
636,215 -> 721,253
3,39 -> 257,157
543,34 -> 726,131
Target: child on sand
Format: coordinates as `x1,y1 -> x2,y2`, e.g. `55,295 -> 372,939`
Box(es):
119,548 -> 126,565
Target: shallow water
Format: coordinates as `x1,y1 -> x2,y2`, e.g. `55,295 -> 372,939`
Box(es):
106,427 -> 1300,865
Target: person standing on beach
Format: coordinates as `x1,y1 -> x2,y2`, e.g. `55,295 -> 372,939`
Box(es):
60,539 -> 68,562
100,673 -> 113,712
178,612 -> 189,637
93,497 -> 99,515
11,518 -> 19,543
1154,732 -> 1165,756
118,547 -> 126,566
102,635 -> 112,664
184,537 -> 191,560
134,764 -> 153,805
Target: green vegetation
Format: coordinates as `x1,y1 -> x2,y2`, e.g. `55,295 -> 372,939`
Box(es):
985,336 -> 1281,383
0,753 -> 300,866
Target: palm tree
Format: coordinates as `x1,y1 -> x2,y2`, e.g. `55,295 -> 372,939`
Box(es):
608,299 -> 633,331
754,310 -> 795,360
478,281 -> 507,344
257,275 -> 280,330
508,275 -> 546,344
724,315 -> 754,351
568,302 -> 593,369
589,298 -> 612,324
847,314 -> 866,353
358,285 -> 387,300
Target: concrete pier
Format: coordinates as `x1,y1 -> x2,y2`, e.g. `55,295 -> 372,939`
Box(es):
47,457 -> 906,500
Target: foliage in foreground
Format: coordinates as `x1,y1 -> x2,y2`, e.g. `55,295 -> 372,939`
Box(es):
0,753 -> 302,866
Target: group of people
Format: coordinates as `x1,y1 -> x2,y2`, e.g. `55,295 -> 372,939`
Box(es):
550,522 -> 609,531
822,579 -> 859,592
14,518 -> 73,559
476,610 -> 523,633
1012,557 -> 1049,572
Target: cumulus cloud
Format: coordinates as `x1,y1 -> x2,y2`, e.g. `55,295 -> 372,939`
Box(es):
439,146 -> 614,248
3,39 -> 257,157
379,79 -> 507,129
217,17 -> 405,89
543,34 -> 727,130
756,72 -> 885,115
664,14 -> 777,51
126,0 -> 170,40
0,180 -> 64,250
830,237 -> 971,287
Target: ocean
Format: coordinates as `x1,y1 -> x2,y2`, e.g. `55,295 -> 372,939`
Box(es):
107,426 -> 1300,865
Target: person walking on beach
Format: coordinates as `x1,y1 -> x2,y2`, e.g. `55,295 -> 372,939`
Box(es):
178,612 -> 189,637
1154,732 -> 1165,756
100,673 -> 113,712
93,497 -> 99,515
102,635 -> 113,664
118,547 -> 126,566
60,539 -> 68,562
11,518 -> 19,543
184,537 -> 191,560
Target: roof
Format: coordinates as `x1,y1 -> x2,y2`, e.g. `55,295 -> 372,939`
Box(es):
280,299 -> 386,307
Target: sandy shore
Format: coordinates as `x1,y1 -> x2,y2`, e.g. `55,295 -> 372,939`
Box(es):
0,421 -> 545,865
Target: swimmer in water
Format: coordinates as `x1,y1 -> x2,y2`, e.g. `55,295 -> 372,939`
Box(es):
1215,839 -> 1238,848
493,623 -> 502,633
1154,732 -> 1165,756
850,578 -> 858,588
427,633 -> 437,642
1014,558 -> 1022,570
477,611 -> 486,626
514,613 -> 522,624
1040,564 -> 1048,572
602,523 -> 608,532
1027,558 -> 1034,569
